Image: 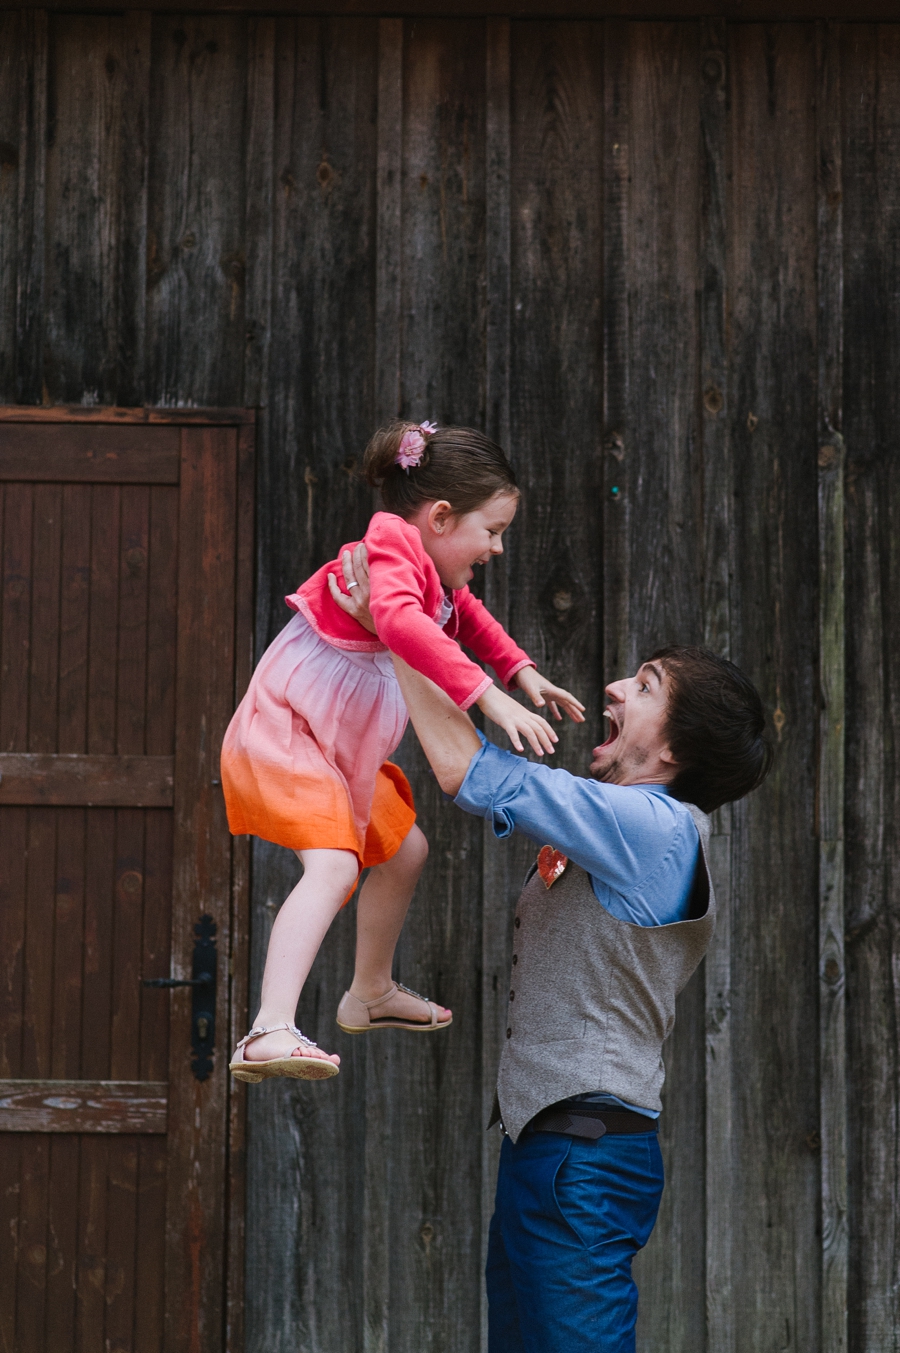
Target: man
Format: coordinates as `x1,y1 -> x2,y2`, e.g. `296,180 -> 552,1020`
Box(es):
334,550 -> 771,1352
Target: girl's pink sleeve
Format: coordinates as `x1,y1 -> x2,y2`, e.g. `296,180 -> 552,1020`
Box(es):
454,588 -> 536,689
366,522 -> 492,710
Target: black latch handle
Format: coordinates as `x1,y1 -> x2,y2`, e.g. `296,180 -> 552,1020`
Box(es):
139,914 -> 218,1081
142,973 -> 214,988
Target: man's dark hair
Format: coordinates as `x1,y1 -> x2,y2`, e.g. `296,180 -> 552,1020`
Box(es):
649,645 -> 773,814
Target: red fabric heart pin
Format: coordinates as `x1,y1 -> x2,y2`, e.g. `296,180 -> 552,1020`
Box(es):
537,845 -> 569,889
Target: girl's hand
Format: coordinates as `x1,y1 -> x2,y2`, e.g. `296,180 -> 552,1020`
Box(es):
476,684 -> 559,757
327,543 -> 377,634
514,667 -> 586,723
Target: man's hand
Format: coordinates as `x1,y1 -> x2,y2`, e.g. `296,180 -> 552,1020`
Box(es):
514,666 -> 586,723
327,543 -> 376,634
476,684 -> 559,757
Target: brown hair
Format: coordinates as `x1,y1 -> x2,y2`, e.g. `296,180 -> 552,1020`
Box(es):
650,645 -> 773,814
363,421 -> 518,518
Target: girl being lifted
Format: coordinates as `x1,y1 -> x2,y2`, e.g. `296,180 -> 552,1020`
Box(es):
223,421 -> 584,1081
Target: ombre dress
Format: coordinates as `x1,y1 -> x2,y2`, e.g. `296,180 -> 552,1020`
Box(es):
220,606 -> 429,867
221,512 -> 534,870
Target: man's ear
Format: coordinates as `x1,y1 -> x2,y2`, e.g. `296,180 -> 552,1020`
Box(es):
427,500 -> 453,535
659,746 -> 677,766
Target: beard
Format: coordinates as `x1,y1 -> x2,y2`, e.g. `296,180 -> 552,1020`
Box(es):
590,744 -> 650,784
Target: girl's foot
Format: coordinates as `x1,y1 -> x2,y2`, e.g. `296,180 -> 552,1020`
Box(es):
336,982 -> 452,1033
243,1028 -> 340,1066
229,1022 -> 340,1082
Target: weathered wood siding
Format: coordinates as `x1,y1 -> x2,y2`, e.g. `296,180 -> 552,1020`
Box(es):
1,12 -> 898,1351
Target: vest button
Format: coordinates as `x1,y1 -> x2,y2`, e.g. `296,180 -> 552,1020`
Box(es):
509,991 -> 515,1000
512,954 -> 518,964
514,917 -> 521,928
506,1028 -> 512,1038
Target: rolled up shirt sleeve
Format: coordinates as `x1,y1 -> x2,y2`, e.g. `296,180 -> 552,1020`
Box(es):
454,733 -> 698,922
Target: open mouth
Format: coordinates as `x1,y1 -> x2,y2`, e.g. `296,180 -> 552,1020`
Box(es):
595,708 -> 620,753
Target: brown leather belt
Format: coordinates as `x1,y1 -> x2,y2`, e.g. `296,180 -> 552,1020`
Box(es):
527,1104 -> 658,1140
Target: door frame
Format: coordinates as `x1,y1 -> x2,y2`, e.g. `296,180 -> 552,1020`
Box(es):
0,404 -> 254,1353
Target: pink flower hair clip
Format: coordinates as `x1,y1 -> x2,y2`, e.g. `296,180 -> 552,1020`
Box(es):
395,421 -> 438,472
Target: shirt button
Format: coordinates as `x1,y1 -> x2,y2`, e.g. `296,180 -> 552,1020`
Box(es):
509,991 -> 515,1000
506,1028 -> 512,1039
514,917 -> 521,928
512,954 -> 518,965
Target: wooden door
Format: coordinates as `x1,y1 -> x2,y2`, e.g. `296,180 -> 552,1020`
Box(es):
0,408 -> 253,1353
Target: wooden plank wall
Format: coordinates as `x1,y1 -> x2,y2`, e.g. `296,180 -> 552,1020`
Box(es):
1,11 -> 898,1350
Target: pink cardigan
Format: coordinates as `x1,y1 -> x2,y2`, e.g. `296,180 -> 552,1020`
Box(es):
289,512 -> 534,710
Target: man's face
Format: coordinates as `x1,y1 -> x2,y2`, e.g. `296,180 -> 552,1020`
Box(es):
589,661 -> 676,786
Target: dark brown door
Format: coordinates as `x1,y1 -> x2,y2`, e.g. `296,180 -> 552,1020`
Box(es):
0,409 -> 253,1353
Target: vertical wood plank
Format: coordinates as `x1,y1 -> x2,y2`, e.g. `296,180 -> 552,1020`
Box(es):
0,14 -> 23,399
87,485 -> 121,756
840,23 -> 900,1349
166,425 -> 237,1353
816,22 -> 848,1353
225,419 -> 255,1353
58,483 -> 91,753
134,1139 -> 167,1353
602,19 -> 631,688
481,18 -> 513,1353
145,486 -> 179,757
0,1134 -> 21,1353
44,1137 -> 79,1353
117,486 -> 150,753
509,19 -> 604,767
43,12 -> 150,405
242,19 -> 274,418
15,1138 -> 50,1353
698,19 -> 735,1353
146,16 -> 247,405
105,1139 -> 140,1353
51,810 -> 86,1078
605,26 -> 705,1346
375,18 -> 403,425
74,1138 -> 109,1353
244,22 -> 376,1353
383,22 -> 488,1351
728,24 -> 821,1348
14,9 -> 47,405
28,484 -> 62,752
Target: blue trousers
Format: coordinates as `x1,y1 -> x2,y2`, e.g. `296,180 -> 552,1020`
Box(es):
486,1128 -> 664,1353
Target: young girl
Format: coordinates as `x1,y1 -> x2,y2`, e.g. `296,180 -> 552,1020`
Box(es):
224,421 -> 584,1082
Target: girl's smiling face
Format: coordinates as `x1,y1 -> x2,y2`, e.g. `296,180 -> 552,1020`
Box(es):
408,490 -> 519,589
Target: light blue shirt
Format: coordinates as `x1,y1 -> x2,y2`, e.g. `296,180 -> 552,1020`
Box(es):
455,735 -> 700,926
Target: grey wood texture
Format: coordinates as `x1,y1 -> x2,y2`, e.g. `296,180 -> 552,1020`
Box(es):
816,22 -> 848,1353
2,13 -> 898,1352
841,23 -> 900,1350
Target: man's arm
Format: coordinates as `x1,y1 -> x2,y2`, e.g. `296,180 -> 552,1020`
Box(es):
392,657 -> 482,796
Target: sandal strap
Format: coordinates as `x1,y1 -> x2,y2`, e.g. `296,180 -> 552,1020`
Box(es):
234,1022 -> 317,1053
397,983 -> 439,1026
396,982 -> 428,1002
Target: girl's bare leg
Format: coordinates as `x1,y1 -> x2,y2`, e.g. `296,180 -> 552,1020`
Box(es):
349,824 -> 451,1024
245,847 -> 360,1064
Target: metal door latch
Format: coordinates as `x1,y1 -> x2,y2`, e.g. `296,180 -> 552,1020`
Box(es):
142,914 -> 217,1081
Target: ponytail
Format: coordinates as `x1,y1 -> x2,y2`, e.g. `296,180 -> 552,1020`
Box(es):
363,421 -> 517,518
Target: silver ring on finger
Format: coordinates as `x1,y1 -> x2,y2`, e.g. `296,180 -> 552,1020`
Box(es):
347,580 -> 360,589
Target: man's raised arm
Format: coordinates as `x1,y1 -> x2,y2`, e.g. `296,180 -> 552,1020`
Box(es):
392,658 -> 483,797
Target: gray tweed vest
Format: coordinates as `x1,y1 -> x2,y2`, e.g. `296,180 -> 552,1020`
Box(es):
492,803 -> 716,1142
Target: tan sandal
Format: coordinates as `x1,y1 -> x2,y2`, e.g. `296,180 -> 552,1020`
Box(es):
336,982 -> 452,1034
229,1022 -> 340,1082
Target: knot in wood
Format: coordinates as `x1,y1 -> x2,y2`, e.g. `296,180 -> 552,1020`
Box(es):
703,385 -> 724,415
